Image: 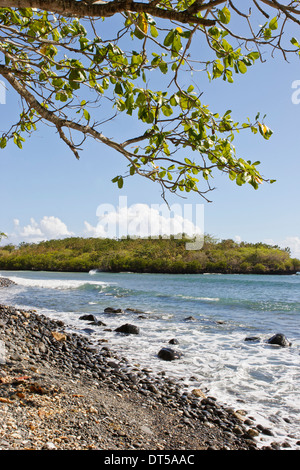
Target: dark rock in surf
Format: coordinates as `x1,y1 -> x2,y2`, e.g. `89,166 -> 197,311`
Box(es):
114,323 -> 140,335
79,314 -> 97,322
267,333 -> 291,347
82,328 -> 95,335
169,338 -> 179,345
94,320 -> 107,326
104,307 -> 123,314
244,336 -> 261,342
184,316 -> 197,322
79,314 -> 106,326
0,277 -> 16,288
158,347 -> 182,361
125,308 -> 145,314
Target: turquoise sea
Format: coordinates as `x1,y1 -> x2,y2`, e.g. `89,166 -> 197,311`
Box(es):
1,270 -> 299,448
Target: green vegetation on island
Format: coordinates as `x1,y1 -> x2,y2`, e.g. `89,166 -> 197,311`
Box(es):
0,235 -> 299,275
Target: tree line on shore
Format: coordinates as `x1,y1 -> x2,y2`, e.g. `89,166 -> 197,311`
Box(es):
0,235 -> 299,275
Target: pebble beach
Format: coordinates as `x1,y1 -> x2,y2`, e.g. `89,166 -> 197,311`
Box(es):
0,276 -> 284,452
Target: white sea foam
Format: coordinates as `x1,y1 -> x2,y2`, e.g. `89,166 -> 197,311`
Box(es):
176,294 -> 220,301
89,269 -> 102,275
2,276 -> 109,290
1,270 -> 299,449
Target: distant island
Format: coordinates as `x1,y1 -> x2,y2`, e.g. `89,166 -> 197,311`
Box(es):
0,235 -> 299,275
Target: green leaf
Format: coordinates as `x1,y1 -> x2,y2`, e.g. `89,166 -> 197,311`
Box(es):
117,176 -> 124,189
114,82 -> 123,95
56,91 -> 68,102
291,37 -> 300,48
161,105 -> 173,117
263,28 -> 272,40
83,109 -> 90,121
0,137 -> 7,149
269,17 -> 278,31
19,8 -> 33,18
133,27 -> 145,40
172,33 -> 182,54
150,25 -> 158,38
164,30 -> 175,47
212,60 -> 224,78
258,123 -> 273,140
69,69 -> 86,89
208,26 -> 221,39
237,60 -> 247,74
218,7 -> 231,25
159,61 -> 168,74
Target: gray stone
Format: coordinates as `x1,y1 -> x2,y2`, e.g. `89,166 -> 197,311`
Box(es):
115,323 -> 140,335
267,333 -> 291,347
79,314 -> 97,322
157,347 -> 182,361
169,338 -> 179,345
104,307 -> 123,314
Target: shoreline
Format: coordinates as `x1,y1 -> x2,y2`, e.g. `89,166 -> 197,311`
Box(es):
0,284 -> 261,451
0,277 -> 288,451
1,235 -> 299,276
0,268 -> 299,276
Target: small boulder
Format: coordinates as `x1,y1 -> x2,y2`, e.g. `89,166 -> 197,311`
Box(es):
157,347 -> 182,361
267,333 -> 291,347
94,320 -> 107,326
191,388 -> 206,399
79,314 -> 106,326
51,331 -> 66,342
169,338 -> 179,345
244,336 -> 261,342
114,323 -> 140,335
79,314 -> 97,322
104,307 -> 123,314
125,308 -> 145,314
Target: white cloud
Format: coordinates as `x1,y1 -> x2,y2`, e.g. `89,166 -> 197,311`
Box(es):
8,216 -> 73,244
263,236 -> 300,258
280,237 -> 300,259
84,200 -> 204,240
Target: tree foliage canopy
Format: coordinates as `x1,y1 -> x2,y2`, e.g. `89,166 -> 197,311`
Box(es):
0,234 -> 299,274
0,1 -> 299,200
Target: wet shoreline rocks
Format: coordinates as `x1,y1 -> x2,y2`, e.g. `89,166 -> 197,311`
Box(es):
158,347 -> 182,361
244,333 -> 292,347
267,333 -> 292,347
0,303 -> 271,451
114,324 -> 140,335
0,277 -> 16,288
0,279 -> 295,450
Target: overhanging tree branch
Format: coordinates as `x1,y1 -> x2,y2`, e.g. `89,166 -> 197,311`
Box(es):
0,1 -> 298,199
0,63 -> 131,155
0,0 -> 217,25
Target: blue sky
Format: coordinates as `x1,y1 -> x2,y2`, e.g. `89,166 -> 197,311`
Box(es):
1,14 -> 300,258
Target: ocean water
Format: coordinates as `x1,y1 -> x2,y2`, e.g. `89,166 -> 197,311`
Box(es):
0,269 -> 300,448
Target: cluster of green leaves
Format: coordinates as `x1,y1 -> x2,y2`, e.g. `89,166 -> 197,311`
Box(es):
0,235 -> 299,274
0,3 -> 284,198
